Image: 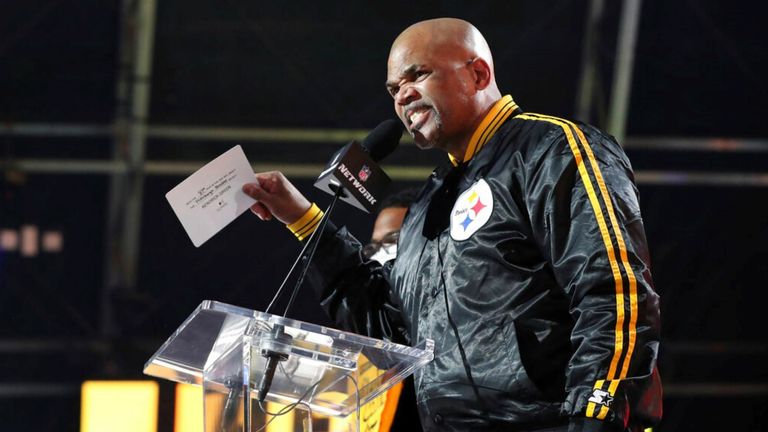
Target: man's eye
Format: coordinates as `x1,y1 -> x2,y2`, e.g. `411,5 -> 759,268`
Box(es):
416,70 -> 428,79
389,87 -> 399,97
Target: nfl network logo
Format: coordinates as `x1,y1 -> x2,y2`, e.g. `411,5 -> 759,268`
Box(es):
358,165 -> 371,182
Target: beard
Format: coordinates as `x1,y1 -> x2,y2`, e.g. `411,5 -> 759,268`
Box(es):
409,109 -> 444,150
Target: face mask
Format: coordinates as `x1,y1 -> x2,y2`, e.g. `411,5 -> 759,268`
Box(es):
369,245 -> 397,264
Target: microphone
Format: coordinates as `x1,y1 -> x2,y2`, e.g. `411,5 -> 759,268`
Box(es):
314,119 -> 403,212
361,118 -> 403,162
256,324 -> 292,403
259,120 -> 402,402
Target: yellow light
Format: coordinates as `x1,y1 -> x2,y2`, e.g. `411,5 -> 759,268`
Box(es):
265,401 -> 295,432
175,384 -> 204,432
80,381 -> 159,432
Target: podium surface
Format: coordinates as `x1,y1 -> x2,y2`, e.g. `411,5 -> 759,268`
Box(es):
144,301 -> 433,430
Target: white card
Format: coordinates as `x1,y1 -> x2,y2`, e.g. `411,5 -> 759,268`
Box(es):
166,145 -> 257,247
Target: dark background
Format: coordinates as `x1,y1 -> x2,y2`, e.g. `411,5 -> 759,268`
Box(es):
1,0 -> 767,430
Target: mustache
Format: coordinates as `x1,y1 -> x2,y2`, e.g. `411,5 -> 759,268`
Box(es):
404,102 -> 432,119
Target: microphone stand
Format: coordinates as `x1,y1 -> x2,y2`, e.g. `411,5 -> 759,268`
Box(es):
256,119 -> 400,414
263,186 -> 345,316
220,377 -> 244,430
282,185 -> 346,317
257,185 -> 346,403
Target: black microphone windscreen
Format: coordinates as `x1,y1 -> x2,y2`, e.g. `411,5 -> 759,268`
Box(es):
362,119 -> 403,162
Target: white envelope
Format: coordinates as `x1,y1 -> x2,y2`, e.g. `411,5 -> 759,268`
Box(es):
166,145 -> 257,247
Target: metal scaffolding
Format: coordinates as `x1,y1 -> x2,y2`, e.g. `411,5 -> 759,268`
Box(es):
1,1 -> 767,408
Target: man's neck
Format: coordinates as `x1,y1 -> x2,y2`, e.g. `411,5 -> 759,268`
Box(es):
446,136 -> 472,163
446,95 -> 504,163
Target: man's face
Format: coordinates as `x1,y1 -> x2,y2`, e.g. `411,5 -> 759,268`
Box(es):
386,36 -> 476,152
372,206 -> 408,243
365,206 -> 408,264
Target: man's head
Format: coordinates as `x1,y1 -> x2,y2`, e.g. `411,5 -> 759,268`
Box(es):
386,18 -> 501,159
363,187 -> 420,263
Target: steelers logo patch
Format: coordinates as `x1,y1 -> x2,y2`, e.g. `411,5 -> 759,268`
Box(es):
450,178 -> 494,241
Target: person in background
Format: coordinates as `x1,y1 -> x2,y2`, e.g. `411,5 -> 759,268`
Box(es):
360,188 -> 422,432
362,188 -> 420,265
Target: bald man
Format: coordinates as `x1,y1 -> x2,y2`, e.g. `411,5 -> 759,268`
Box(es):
244,18 -> 661,432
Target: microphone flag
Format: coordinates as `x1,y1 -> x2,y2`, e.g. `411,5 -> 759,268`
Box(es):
314,140 -> 390,213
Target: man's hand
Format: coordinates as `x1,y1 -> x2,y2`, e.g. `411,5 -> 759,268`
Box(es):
242,171 -> 311,224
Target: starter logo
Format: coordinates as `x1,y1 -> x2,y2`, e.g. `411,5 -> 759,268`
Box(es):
358,165 -> 371,182
450,178 -> 494,241
588,389 -> 614,407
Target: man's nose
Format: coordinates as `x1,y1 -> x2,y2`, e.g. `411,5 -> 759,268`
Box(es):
395,85 -> 419,106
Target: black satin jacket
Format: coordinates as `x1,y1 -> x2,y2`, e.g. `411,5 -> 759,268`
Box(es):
308,112 -> 662,432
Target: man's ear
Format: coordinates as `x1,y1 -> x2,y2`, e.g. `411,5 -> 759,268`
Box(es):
469,58 -> 493,90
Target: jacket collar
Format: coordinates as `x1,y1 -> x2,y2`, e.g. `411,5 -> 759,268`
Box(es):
449,94 -> 519,166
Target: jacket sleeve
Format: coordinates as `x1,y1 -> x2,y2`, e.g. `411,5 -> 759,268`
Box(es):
525,126 -> 662,431
304,221 -> 410,345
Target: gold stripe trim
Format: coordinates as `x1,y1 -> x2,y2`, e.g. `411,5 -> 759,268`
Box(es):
596,378 -> 620,418
473,102 -> 518,159
463,95 -> 512,161
524,113 -> 631,379
573,132 -> 639,377
586,379 -> 605,418
555,116 -> 640,380
449,95 -> 516,166
608,379 -> 621,395
286,203 -> 324,241
286,203 -> 321,232
586,402 -> 597,418
518,113 -> 627,378
597,405 -> 610,420
296,215 -> 322,240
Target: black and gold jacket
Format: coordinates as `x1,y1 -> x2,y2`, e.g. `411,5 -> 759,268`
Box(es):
305,96 -> 662,432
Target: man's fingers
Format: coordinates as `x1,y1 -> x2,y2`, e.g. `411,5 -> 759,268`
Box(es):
253,171 -> 284,194
249,202 -> 273,221
244,171 -> 309,224
242,182 -> 266,200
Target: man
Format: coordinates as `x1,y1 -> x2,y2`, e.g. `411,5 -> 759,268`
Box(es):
243,18 -> 661,432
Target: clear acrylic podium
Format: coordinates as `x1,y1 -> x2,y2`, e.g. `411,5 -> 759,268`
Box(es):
144,300 -> 434,431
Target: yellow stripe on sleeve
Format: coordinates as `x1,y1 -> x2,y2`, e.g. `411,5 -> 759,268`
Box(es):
547,115 -> 640,381
517,114 -> 634,422
597,405 -> 610,420
527,113 -> 640,380
286,203 -> 324,241
585,379 -> 605,418
586,402 -> 597,418
518,113 -> 627,380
